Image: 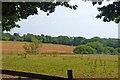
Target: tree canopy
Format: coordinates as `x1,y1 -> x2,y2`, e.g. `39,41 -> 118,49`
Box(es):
2,1 -> 120,31
2,2 -> 77,31
96,1 -> 120,23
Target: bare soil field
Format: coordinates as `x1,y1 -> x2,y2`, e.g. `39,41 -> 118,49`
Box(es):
2,41 -> 75,54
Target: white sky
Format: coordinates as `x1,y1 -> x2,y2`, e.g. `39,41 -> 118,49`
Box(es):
9,0 -> 118,38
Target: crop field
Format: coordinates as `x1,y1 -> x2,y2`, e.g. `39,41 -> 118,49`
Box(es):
1,41 -> 119,78
2,41 -> 74,54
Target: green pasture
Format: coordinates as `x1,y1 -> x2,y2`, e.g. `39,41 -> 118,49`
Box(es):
2,53 -> 118,78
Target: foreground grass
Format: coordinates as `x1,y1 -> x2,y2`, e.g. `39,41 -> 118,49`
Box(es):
2,54 -> 118,78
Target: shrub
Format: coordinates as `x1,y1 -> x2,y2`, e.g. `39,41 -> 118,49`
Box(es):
73,45 -> 96,54
23,38 -> 42,57
103,47 -> 111,54
105,47 -> 118,55
115,48 -> 120,53
86,41 -> 104,54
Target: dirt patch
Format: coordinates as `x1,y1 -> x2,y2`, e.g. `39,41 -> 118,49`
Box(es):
2,74 -> 40,80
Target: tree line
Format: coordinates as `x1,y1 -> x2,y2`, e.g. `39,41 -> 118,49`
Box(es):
2,32 -> 120,54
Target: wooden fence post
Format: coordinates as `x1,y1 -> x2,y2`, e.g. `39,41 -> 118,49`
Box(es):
18,76 -> 21,80
67,70 -> 73,80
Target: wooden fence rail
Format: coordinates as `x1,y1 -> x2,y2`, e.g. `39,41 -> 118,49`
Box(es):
0,69 -> 119,80
0,69 -> 68,80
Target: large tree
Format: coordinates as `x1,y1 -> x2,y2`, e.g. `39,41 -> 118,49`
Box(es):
2,1 -> 120,31
2,2 -> 77,31
95,1 -> 120,23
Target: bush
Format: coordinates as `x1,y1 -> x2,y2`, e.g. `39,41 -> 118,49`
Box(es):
105,47 -> 118,55
86,41 -> 104,54
23,38 -> 42,57
115,48 -> 120,53
73,45 -> 96,54
103,47 -> 111,54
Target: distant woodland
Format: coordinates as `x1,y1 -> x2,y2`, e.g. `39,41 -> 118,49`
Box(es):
1,32 -> 120,54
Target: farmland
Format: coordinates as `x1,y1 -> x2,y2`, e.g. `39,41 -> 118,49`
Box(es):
2,41 -> 74,54
2,41 -> 119,78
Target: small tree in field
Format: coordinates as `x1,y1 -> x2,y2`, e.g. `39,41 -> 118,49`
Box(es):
23,38 -> 42,58
30,38 -> 41,54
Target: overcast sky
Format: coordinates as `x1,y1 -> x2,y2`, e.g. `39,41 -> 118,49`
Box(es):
9,0 -> 118,38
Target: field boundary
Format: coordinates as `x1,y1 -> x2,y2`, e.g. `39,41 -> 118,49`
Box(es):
0,70 -> 119,80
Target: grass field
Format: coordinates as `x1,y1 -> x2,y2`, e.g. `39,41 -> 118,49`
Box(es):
2,41 -> 119,78
2,54 -> 118,78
